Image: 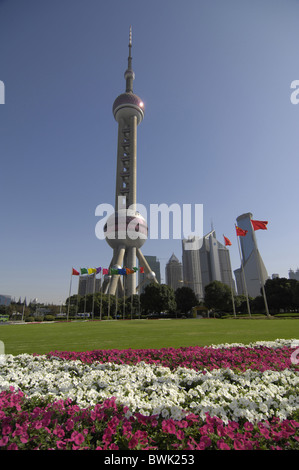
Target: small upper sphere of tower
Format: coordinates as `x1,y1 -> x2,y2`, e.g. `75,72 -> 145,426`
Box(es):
113,92 -> 145,124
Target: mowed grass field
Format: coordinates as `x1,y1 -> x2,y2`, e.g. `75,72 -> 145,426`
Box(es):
0,318 -> 298,355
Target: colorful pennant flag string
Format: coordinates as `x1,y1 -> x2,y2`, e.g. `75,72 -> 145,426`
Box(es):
73,267 -> 144,276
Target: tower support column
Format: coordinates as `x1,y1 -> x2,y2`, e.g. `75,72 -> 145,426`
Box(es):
108,245 -> 126,295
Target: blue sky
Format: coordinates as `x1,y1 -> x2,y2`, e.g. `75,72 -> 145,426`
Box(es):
1,0 -> 299,304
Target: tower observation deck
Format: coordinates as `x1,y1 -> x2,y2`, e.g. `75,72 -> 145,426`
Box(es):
103,28 -> 157,297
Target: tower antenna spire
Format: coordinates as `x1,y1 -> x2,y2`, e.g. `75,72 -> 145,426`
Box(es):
129,25 -> 132,49
125,25 -> 135,92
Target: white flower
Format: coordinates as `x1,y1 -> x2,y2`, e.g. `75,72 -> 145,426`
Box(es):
0,340 -> 298,423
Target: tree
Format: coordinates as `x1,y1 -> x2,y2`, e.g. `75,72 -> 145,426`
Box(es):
140,283 -> 176,315
175,286 -> 198,314
293,282 -> 299,309
204,281 -> 232,313
264,278 -> 298,313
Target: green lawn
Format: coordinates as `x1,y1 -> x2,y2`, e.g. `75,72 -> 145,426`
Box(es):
0,318 -> 298,355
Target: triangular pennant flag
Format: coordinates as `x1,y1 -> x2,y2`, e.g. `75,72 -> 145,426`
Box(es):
80,268 -> 88,274
72,268 -> 80,276
126,268 -> 135,274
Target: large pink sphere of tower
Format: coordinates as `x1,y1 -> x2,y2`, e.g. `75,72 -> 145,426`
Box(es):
104,209 -> 148,249
113,92 -> 144,124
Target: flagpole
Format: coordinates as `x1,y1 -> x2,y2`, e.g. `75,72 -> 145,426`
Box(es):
21,300 -> 25,322
123,274 -> 126,320
235,226 -> 251,317
115,288 -> 118,320
92,272 -> 96,320
84,275 -> 87,316
67,269 -> 73,321
251,221 -> 271,318
100,270 -> 103,321
108,290 -> 111,318
223,235 -> 236,318
230,277 -> 236,318
76,287 -> 79,317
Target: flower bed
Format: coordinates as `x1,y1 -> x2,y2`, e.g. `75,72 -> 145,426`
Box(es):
0,339 -> 298,450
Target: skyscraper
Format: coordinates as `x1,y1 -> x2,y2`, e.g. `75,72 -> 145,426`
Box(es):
234,212 -> 268,297
78,275 -> 101,296
103,28 -> 157,296
138,256 -> 161,293
181,236 -> 203,300
165,254 -> 183,292
289,269 -> 299,281
182,230 -> 235,299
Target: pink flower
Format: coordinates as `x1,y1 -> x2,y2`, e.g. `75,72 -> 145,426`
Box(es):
65,418 -> 74,431
162,419 -> 176,435
234,439 -> 250,450
71,431 -> 85,446
53,426 -> 65,439
217,439 -> 231,450
56,440 -> 66,449
217,424 -> 226,437
7,443 -> 18,450
0,436 -> 9,447
103,428 -> 114,444
128,436 -> 138,449
2,425 -> 12,435
109,443 -> 119,450
198,436 -> 212,450
175,429 -> 185,441
122,420 -> 133,438
244,422 -> 254,431
258,424 -> 270,439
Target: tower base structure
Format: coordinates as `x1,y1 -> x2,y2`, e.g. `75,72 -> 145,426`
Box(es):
103,246 -> 157,297
103,208 -> 157,296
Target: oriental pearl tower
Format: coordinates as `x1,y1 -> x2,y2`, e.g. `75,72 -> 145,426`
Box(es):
104,28 -> 157,296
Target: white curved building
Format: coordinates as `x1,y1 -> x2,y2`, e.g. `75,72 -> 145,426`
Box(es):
234,212 -> 268,297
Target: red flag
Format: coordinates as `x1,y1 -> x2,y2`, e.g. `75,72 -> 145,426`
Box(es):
251,220 -> 268,231
223,235 -> 232,246
140,267 -> 144,273
102,268 -> 109,275
236,226 -> 248,236
72,268 -> 80,276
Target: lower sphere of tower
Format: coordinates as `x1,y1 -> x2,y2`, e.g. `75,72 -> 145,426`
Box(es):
104,209 -> 148,250
147,271 -> 156,280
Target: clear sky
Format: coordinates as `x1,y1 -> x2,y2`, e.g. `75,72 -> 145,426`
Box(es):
1,0 -> 299,304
